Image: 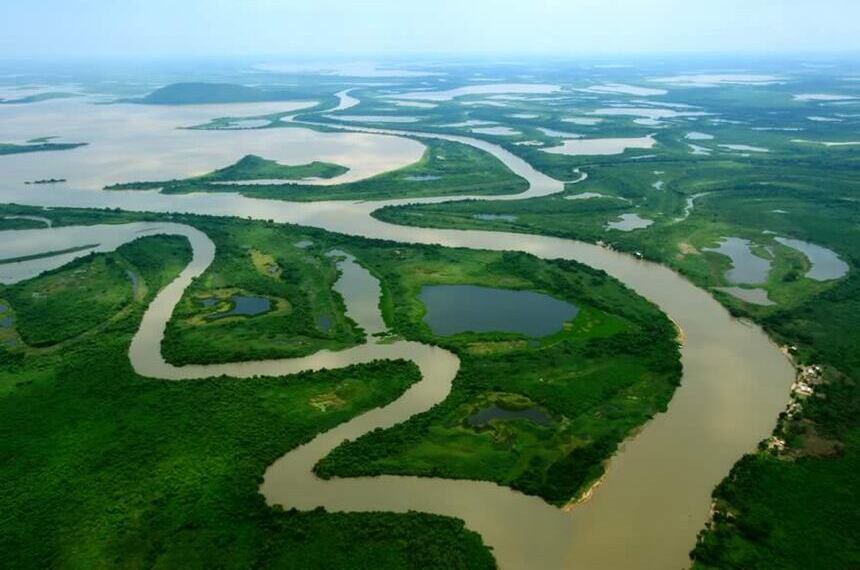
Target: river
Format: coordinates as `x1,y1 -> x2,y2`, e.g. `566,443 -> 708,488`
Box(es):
0,94 -> 795,569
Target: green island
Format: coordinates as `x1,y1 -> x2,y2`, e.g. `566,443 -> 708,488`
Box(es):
312,239 -> 680,504
105,138 -> 528,201
0,141 -> 87,155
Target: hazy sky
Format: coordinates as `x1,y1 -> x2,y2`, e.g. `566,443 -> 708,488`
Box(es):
1,0 -> 858,58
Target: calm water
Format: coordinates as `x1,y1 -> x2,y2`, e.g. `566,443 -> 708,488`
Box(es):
419,284 -> 579,337
704,237 -> 772,284
0,95 -> 796,570
207,295 -> 271,319
714,286 -> 776,306
542,135 -> 656,156
775,237 -> 849,281
472,214 -> 517,222
607,213 -> 654,231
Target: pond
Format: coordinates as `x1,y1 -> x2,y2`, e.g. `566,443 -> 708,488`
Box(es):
418,284 -> 579,337
775,237 -> 849,281
704,237 -> 771,285
607,213 -> 654,231
316,314 -> 332,333
467,405 -> 553,427
206,295 -> 271,320
471,126 -> 520,136
403,175 -> 441,182
473,214 -> 517,222
542,135 -> 656,156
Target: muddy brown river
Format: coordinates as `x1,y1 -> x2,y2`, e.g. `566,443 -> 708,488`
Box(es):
0,96 -> 794,569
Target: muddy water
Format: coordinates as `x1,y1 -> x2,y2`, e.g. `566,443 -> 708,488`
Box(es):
0,98 -> 796,569
0,98 -> 424,189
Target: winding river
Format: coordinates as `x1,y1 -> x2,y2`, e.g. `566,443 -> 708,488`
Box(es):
0,95 -> 795,569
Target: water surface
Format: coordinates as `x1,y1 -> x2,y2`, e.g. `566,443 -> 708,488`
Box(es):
418,284 -> 579,337
704,237 -> 771,284
775,237 -> 849,281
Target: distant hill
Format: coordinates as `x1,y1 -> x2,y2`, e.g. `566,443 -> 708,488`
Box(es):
135,82 -> 293,105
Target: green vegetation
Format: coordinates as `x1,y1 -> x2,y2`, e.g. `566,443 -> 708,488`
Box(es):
0,92 -> 77,105
372,110 -> 860,564
312,241 -> 680,505
163,221 -> 364,365
0,141 -> 86,155
204,154 -> 348,181
0,209 -> 493,569
3,249 -> 138,347
106,138 -> 528,201
108,155 -> 348,193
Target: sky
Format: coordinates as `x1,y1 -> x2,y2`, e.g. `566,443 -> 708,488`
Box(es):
1,0 -> 859,59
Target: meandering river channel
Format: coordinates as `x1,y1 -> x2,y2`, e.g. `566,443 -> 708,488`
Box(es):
0,97 -> 794,569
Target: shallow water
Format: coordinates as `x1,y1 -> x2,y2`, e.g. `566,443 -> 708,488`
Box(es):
207,295 -> 271,319
704,237 -> 772,284
0,99 -> 424,190
720,144 -> 769,153
471,126 -> 520,136
403,175 -> 440,182
388,83 -> 561,101
418,284 -> 579,337
542,135 -> 656,156
714,287 -> 776,306
472,214 -> 517,222
607,213 -> 654,231
775,237 -> 849,281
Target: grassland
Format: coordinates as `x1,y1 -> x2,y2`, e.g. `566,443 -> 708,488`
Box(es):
0,209 -> 493,569
106,138 -> 528,201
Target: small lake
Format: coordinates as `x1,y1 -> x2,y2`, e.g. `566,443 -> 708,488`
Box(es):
403,175 -> 441,182
473,214 -> 517,222
719,144 -> 769,153
206,295 -> 271,319
316,314 -> 332,333
704,237 -> 771,284
467,405 -> 553,427
685,132 -> 714,141
418,284 -> 579,337
542,136 -> 655,156
471,126 -> 520,136
775,237 -> 849,281
607,213 -> 654,231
